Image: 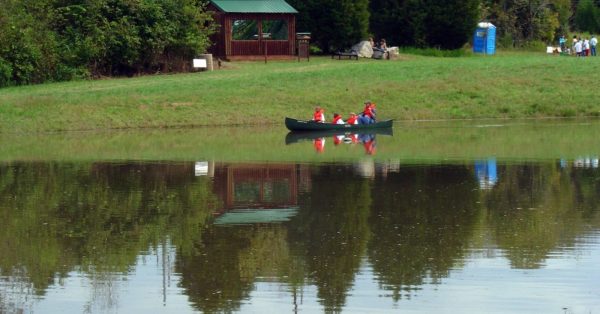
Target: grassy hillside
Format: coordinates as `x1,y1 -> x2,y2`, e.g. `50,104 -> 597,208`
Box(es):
0,52 -> 599,133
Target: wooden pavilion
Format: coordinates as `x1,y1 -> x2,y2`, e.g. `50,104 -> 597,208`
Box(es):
208,0 -> 298,60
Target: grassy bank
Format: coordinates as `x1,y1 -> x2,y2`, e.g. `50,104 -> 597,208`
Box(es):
1,51 -> 599,133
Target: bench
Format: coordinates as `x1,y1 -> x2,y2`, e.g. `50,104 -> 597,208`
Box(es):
332,50 -> 359,60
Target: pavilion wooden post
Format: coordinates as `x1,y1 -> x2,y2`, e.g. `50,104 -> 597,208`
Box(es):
264,40 -> 268,64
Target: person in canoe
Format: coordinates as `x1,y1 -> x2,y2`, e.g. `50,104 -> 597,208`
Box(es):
332,113 -> 345,124
346,112 -> 359,125
358,101 -> 377,124
312,106 -> 325,123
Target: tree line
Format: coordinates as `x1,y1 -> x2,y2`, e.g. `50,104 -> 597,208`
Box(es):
0,0 -> 215,87
290,0 -> 600,52
2,0 -> 600,87
483,0 -> 600,48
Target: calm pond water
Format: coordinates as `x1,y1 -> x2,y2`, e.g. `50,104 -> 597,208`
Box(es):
1,120 -> 600,313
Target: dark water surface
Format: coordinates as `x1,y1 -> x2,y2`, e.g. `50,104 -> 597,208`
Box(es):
1,121 -> 600,313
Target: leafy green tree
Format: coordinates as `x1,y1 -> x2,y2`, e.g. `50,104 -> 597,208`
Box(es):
0,0 -> 60,85
533,6 -> 560,42
482,0 -> 572,45
369,0 -> 427,47
552,0 -> 572,35
288,0 -> 369,52
482,0 -> 518,47
0,0 -> 216,87
424,0 -> 480,49
575,0 -> 600,33
369,0 -> 479,49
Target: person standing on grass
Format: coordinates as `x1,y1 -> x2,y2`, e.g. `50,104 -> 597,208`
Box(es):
575,39 -> 583,57
584,38 -> 590,56
572,35 -> 579,55
591,35 -> 598,56
559,35 -> 566,52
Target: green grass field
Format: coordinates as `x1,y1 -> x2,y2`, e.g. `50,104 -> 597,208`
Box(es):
0,51 -> 599,133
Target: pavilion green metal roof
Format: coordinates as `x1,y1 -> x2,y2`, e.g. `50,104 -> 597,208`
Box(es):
210,0 -> 298,13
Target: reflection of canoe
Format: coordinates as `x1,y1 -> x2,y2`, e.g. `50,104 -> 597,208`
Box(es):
285,128 -> 393,145
285,117 -> 393,131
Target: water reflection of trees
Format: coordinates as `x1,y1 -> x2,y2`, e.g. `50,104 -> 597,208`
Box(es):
484,164 -> 600,269
177,225 -> 292,313
288,165 -> 372,313
0,162 -> 217,311
179,164 -> 373,313
369,166 -> 481,301
2,161 -> 600,313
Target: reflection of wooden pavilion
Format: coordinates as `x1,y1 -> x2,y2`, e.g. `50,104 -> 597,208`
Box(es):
212,163 -> 304,216
208,0 -> 298,60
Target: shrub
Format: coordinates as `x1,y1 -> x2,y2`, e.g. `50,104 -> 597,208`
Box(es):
399,47 -> 468,57
309,45 -> 323,55
497,34 -> 515,49
0,57 -> 13,87
520,40 -> 547,52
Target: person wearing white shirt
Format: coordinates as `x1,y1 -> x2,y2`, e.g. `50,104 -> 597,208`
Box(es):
591,35 -> 598,56
575,40 -> 583,57
346,112 -> 359,125
312,106 -> 325,123
583,39 -> 590,56
332,113 -> 345,124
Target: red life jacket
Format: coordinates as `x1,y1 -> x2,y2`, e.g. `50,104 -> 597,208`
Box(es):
347,116 -> 358,125
313,111 -> 325,122
363,106 -> 374,118
332,116 -> 343,124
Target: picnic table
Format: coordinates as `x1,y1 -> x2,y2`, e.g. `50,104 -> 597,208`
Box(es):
332,50 -> 358,60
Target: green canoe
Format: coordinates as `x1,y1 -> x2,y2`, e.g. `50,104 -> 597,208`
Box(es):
285,117 -> 393,131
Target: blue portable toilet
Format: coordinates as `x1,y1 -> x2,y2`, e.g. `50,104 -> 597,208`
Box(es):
473,22 -> 496,55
